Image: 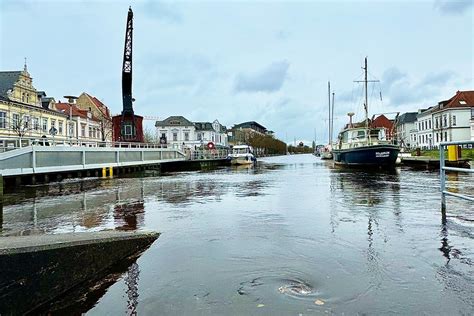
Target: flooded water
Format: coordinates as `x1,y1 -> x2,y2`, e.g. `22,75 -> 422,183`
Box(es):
2,154 -> 473,315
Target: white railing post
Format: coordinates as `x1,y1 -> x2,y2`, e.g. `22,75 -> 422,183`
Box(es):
32,146 -> 36,172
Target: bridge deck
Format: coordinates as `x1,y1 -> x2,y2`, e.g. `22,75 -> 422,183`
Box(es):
0,146 -> 186,177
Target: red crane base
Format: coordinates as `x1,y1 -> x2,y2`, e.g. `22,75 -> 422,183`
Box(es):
112,114 -> 144,143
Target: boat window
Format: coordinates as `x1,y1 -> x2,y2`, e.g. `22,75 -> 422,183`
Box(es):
370,129 -> 379,137
356,130 -> 365,139
342,131 -> 349,142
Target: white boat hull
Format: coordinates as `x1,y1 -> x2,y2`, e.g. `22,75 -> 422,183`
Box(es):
230,156 -> 255,165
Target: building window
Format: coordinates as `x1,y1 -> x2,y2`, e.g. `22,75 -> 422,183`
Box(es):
435,117 -> 439,129
443,115 -> 447,127
58,121 -> 63,134
89,127 -> 92,138
173,132 -> 178,141
471,108 -> 474,119
197,133 -> 202,141
428,120 -> 431,129
81,124 -> 86,137
21,93 -> 25,102
42,118 -> 48,132
452,115 -> 456,126
13,113 -> 20,129
32,117 -> 39,130
69,122 -> 74,136
436,133 -> 439,143
444,132 -> 448,142
22,115 -> 30,129
0,112 -> 6,128
184,132 -> 189,141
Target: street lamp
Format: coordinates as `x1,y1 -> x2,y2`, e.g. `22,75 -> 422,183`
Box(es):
64,95 -> 77,144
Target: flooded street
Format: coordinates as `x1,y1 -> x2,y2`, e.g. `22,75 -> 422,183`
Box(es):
2,154 -> 473,315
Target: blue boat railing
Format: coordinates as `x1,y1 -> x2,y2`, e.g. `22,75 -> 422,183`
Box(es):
439,140 -> 474,210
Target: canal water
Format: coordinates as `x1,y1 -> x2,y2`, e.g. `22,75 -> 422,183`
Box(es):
2,154 -> 473,315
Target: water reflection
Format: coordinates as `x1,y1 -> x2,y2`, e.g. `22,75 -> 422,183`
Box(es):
34,257 -> 143,315
2,155 -> 473,314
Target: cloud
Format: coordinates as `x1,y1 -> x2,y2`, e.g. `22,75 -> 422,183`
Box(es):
382,67 -> 407,89
141,0 -> 182,23
420,70 -> 456,86
234,61 -> 290,93
434,0 -> 473,15
381,68 -> 458,106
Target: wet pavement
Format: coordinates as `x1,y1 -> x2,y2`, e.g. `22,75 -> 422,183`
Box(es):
1,154 -> 473,315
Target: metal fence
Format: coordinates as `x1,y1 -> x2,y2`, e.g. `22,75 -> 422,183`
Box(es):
186,148 -> 229,161
439,140 -> 474,210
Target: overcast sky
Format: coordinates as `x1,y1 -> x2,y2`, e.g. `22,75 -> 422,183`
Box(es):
1,0 -> 472,144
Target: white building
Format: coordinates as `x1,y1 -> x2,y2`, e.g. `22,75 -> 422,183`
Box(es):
471,107 -> 474,141
55,101 -> 103,142
155,116 -> 228,148
415,90 -> 474,148
395,112 -> 417,148
431,91 -> 474,146
416,107 -> 434,149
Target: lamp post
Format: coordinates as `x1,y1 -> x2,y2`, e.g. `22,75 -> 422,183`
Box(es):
64,96 -> 77,144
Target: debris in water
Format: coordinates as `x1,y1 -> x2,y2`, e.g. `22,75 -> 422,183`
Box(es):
314,299 -> 325,305
257,304 -> 265,308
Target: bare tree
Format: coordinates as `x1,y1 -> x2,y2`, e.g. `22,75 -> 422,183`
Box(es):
143,127 -> 157,143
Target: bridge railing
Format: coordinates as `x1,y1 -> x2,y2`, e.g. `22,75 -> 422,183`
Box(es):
186,148 -> 229,161
0,136 -> 167,152
439,140 -> 474,210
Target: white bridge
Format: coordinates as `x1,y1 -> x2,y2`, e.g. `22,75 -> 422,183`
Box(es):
0,139 -> 186,177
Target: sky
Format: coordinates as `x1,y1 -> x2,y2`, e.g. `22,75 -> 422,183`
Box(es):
1,0 -> 473,144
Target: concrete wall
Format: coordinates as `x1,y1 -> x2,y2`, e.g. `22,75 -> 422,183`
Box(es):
0,231 -> 158,314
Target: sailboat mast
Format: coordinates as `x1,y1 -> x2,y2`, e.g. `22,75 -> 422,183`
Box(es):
328,81 -> 331,145
364,57 -> 369,145
331,92 -> 335,146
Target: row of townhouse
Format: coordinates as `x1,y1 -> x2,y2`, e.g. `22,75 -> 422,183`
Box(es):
155,116 -> 228,148
396,90 -> 474,149
0,65 -> 113,148
154,116 -> 277,152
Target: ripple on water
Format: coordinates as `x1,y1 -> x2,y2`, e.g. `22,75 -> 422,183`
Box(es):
237,275 -> 321,302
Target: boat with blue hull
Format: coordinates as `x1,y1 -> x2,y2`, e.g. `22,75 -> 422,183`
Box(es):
332,57 -> 400,169
333,144 -> 399,167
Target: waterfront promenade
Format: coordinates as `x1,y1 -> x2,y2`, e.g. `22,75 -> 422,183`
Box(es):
1,154 -> 473,314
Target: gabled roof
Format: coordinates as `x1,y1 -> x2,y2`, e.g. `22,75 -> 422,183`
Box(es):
84,93 -> 111,118
397,112 -> 418,124
155,115 -> 194,127
438,90 -> 474,109
55,102 -> 98,121
0,71 -> 22,98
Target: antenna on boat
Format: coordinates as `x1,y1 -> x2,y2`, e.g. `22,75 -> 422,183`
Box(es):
347,112 -> 355,128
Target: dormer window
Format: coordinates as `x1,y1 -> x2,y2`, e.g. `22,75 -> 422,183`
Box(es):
459,100 -> 467,105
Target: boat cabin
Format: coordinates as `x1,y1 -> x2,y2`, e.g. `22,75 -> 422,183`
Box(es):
232,145 -> 253,155
337,127 -> 390,150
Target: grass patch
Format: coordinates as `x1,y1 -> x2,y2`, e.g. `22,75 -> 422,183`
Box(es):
411,148 -> 474,159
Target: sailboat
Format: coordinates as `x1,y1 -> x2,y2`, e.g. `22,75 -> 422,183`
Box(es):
332,58 -> 399,168
320,81 -> 334,160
